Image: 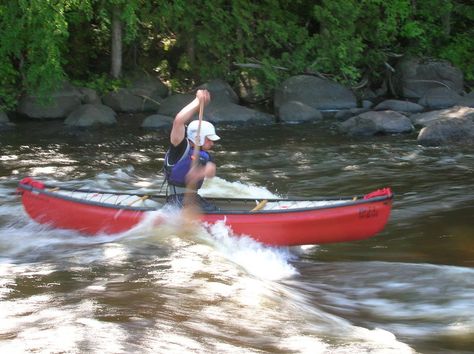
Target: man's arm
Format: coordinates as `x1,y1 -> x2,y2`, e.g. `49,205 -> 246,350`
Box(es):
170,90 -> 210,147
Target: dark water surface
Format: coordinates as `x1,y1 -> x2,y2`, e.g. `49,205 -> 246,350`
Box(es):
1,117 -> 473,353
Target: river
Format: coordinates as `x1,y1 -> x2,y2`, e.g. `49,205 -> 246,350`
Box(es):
1,117 -> 473,353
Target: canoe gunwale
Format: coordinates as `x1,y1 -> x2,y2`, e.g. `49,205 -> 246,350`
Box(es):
18,182 -> 393,215
18,183 -> 155,212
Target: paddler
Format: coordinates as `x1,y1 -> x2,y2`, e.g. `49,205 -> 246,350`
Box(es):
163,89 -> 220,211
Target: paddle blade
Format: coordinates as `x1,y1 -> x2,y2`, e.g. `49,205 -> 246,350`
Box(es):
181,190 -> 203,226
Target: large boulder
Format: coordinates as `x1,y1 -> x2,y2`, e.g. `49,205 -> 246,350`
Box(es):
205,101 -> 274,124
334,108 -> 370,121
17,83 -> 82,119
102,75 -> 168,113
141,114 -> 174,130
78,87 -> 101,105
198,79 -> 239,104
158,93 -> 273,124
274,75 -> 357,112
410,106 -> 474,127
102,88 -> 163,113
417,115 -> 474,146
340,111 -> 414,136
278,101 -> 323,123
458,91 -> 474,108
157,94 -> 195,117
393,57 -> 464,99
157,79 -> 239,117
64,104 -> 117,128
418,87 -> 462,110
0,111 -> 14,131
374,99 -> 424,113
0,111 -> 8,123
131,75 -> 168,98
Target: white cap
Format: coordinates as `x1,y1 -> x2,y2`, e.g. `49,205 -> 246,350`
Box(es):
187,120 -> 220,146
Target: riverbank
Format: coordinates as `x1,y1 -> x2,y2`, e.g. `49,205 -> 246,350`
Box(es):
2,70 -> 474,148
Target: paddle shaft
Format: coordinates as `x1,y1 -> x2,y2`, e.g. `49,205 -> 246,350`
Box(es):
191,100 -> 204,168
183,99 -> 205,211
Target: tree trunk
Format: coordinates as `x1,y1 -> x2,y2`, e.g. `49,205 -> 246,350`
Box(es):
110,5 -> 122,79
441,8 -> 451,37
187,37 -> 195,67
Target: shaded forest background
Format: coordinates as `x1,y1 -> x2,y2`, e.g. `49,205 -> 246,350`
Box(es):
1,0 -> 473,111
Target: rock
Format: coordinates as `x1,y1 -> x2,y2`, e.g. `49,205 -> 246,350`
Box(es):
102,75 -> 168,113
393,57 -> 464,99
0,111 -> 15,131
357,87 -> 378,103
158,94 -> 195,117
274,75 -> 357,111
334,108 -> 370,121
0,111 -> 8,123
158,93 -> 273,125
362,100 -> 373,109
198,79 -> 239,104
410,110 -> 447,127
130,75 -> 168,98
278,101 -> 323,123
457,92 -> 474,108
374,99 -> 424,113
418,87 -> 462,109
413,105 -> 474,146
205,101 -> 274,124
417,115 -> 474,146
102,88 -> 163,113
340,111 -> 414,136
17,83 -> 82,119
141,114 -> 174,130
64,104 -> 117,128
410,106 -> 474,127
79,87 -> 101,104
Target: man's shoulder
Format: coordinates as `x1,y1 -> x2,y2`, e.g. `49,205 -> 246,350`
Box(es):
171,138 -> 188,153
167,138 -> 189,164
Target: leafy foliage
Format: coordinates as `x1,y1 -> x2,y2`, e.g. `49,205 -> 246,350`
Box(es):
0,0 -> 472,111
438,2 -> 474,82
313,0 -> 364,83
0,0 -> 86,109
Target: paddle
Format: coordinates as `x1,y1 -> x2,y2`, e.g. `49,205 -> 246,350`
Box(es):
181,97 -> 205,223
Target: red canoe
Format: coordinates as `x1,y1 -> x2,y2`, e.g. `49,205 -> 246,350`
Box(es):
17,177 -> 393,246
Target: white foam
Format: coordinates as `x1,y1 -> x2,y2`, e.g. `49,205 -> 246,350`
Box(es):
120,205 -> 298,281
200,220 -> 298,280
199,176 -> 279,199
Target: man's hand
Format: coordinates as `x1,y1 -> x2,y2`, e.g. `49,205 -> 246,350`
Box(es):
185,162 -> 216,186
196,89 -> 211,107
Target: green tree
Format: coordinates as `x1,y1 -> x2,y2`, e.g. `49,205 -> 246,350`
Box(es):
439,1 -> 474,82
1,0 -> 473,112
313,0 -> 364,83
154,0 -> 317,99
0,0 -> 99,110
63,0 -> 141,86
0,0 -> 72,109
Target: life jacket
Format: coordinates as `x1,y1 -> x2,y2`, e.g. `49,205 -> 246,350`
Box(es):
164,139 -> 212,189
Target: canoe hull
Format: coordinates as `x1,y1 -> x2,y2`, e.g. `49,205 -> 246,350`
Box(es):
203,200 -> 392,246
21,187 -> 144,235
18,179 -> 393,246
